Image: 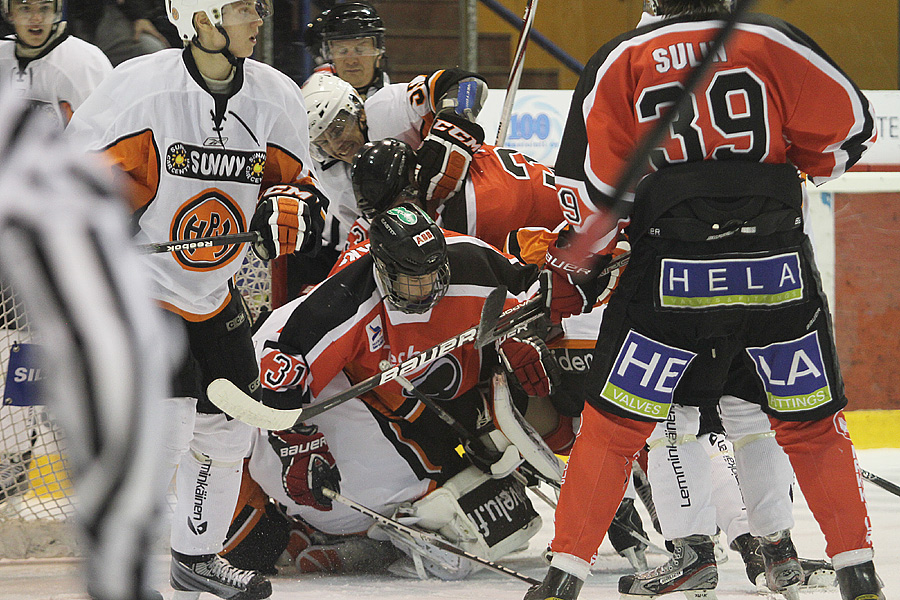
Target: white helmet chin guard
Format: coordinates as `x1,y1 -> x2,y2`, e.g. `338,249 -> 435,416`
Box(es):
301,72 -> 365,161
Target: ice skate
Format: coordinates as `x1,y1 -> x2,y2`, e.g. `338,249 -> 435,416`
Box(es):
170,551 -> 272,600
758,530 -> 803,600
798,558 -> 835,588
618,534 -> 718,600
609,497 -> 650,571
731,533 -> 766,587
836,561 -> 884,600
524,566 -> 584,600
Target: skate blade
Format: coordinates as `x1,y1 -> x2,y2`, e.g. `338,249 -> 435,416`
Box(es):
780,583 -> 801,600
803,569 -> 836,588
620,590 -> 717,600
171,591 -> 202,600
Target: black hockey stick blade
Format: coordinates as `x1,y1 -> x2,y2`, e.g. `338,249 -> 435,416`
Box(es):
323,488 -> 541,585
861,469 -> 900,498
140,231 -> 261,254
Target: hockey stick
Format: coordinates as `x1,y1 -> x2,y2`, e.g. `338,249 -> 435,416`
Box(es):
861,469 -> 900,498
139,231 -> 261,254
207,286 -> 538,429
553,0 -> 757,271
495,0 -> 539,146
322,488 -> 541,585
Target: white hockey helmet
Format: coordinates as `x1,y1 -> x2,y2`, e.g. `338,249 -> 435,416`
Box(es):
301,72 -> 365,161
166,0 -> 270,43
1,0 -> 63,25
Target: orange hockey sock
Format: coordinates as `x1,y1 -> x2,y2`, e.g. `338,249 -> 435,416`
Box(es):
770,411 -> 873,557
551,405 -> 655,563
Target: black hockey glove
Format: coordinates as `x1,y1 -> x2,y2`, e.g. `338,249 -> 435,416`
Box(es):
250,184 -> 328,261
415,113 -> 484,206
268,424 -> 341,511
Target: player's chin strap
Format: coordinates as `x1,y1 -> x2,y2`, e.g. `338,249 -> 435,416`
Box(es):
191,27 -> 241,67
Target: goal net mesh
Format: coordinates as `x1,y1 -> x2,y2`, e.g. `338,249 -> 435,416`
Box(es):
0,252 -> 274,558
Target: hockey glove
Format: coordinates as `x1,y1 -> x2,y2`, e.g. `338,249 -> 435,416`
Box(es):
415,113 -> 484,206
269,424 -> 341,511
543,227 -> 630,323
498,335 -> 558,397
250,184 -> 328,261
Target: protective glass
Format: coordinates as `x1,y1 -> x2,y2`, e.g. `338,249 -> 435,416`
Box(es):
325,36 -> 382,60
221,0 -> 270,25
4,0 -> 59,25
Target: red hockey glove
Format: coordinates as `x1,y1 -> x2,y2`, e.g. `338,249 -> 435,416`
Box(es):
269,424 -> 340,511
543,228 -> 630,323
415,113 -> 484,206
498,335 -> 557,397
251,184 -> 327,260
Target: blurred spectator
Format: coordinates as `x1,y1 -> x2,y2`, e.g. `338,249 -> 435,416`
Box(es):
68,0 -> 170,66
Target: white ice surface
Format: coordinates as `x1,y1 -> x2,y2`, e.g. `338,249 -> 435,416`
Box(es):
0,448 -> 897,600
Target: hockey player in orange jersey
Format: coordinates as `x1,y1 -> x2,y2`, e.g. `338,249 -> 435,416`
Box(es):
234,203 -> 562,580
528,0 -> 881,599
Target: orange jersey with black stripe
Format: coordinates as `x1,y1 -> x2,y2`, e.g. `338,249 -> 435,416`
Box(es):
67,48 -> 323,319
253,232 -> 539,475
555,12 -> 876,233
341,144 -> 563,252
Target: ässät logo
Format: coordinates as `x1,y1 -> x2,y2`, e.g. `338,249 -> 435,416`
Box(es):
169,190 -> 247,271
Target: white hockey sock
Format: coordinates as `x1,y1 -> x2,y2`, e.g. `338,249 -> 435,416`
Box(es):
647,407 -> 716,540
171,449 -> 244,556
719,396 -> 794,537
701,432 -> 750,546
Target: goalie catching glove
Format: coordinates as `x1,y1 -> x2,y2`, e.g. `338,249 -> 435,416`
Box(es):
543,225 -> 630,323
498,335 -> 559,397
250,184 -> 328,260
415,113 -> 484,206
268,424 -> 340,511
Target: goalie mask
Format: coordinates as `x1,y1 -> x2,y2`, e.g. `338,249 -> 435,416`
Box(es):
369,203 -> 450,314
301,72 -> 367,163
351,139 -> 416,219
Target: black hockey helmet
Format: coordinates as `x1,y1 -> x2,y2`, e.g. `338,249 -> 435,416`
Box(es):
302,11 -> 327,62
320,2 -> 385,42
646,0 -> 730,15
351,139 -> 416,219
369,203 -> 450,314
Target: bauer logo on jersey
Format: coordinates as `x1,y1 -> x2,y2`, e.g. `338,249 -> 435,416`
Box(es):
165,142 -> 266,185
170,191 -> 247,270
367,315 -> 385,352
746,331 -> 833,413
601,330 -> 696,419
659,253 -> 803,309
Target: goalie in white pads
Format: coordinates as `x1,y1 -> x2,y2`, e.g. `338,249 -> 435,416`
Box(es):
222,204 -> 564,579
65,0 -> 330,597
0,96 -> 174,600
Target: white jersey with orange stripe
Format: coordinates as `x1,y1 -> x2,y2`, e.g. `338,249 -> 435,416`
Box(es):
0,32 -> 111,127
67,47 -> 324,319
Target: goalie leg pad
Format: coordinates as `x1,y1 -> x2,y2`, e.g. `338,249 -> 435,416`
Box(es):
402,465 -> 542,564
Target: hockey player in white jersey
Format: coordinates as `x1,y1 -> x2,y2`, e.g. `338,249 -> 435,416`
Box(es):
0,0 -> 112,127
0,94 -> 174,600
66,0 -> 331,598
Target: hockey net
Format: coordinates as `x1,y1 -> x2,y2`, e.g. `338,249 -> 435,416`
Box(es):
0,252 -> 278,558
